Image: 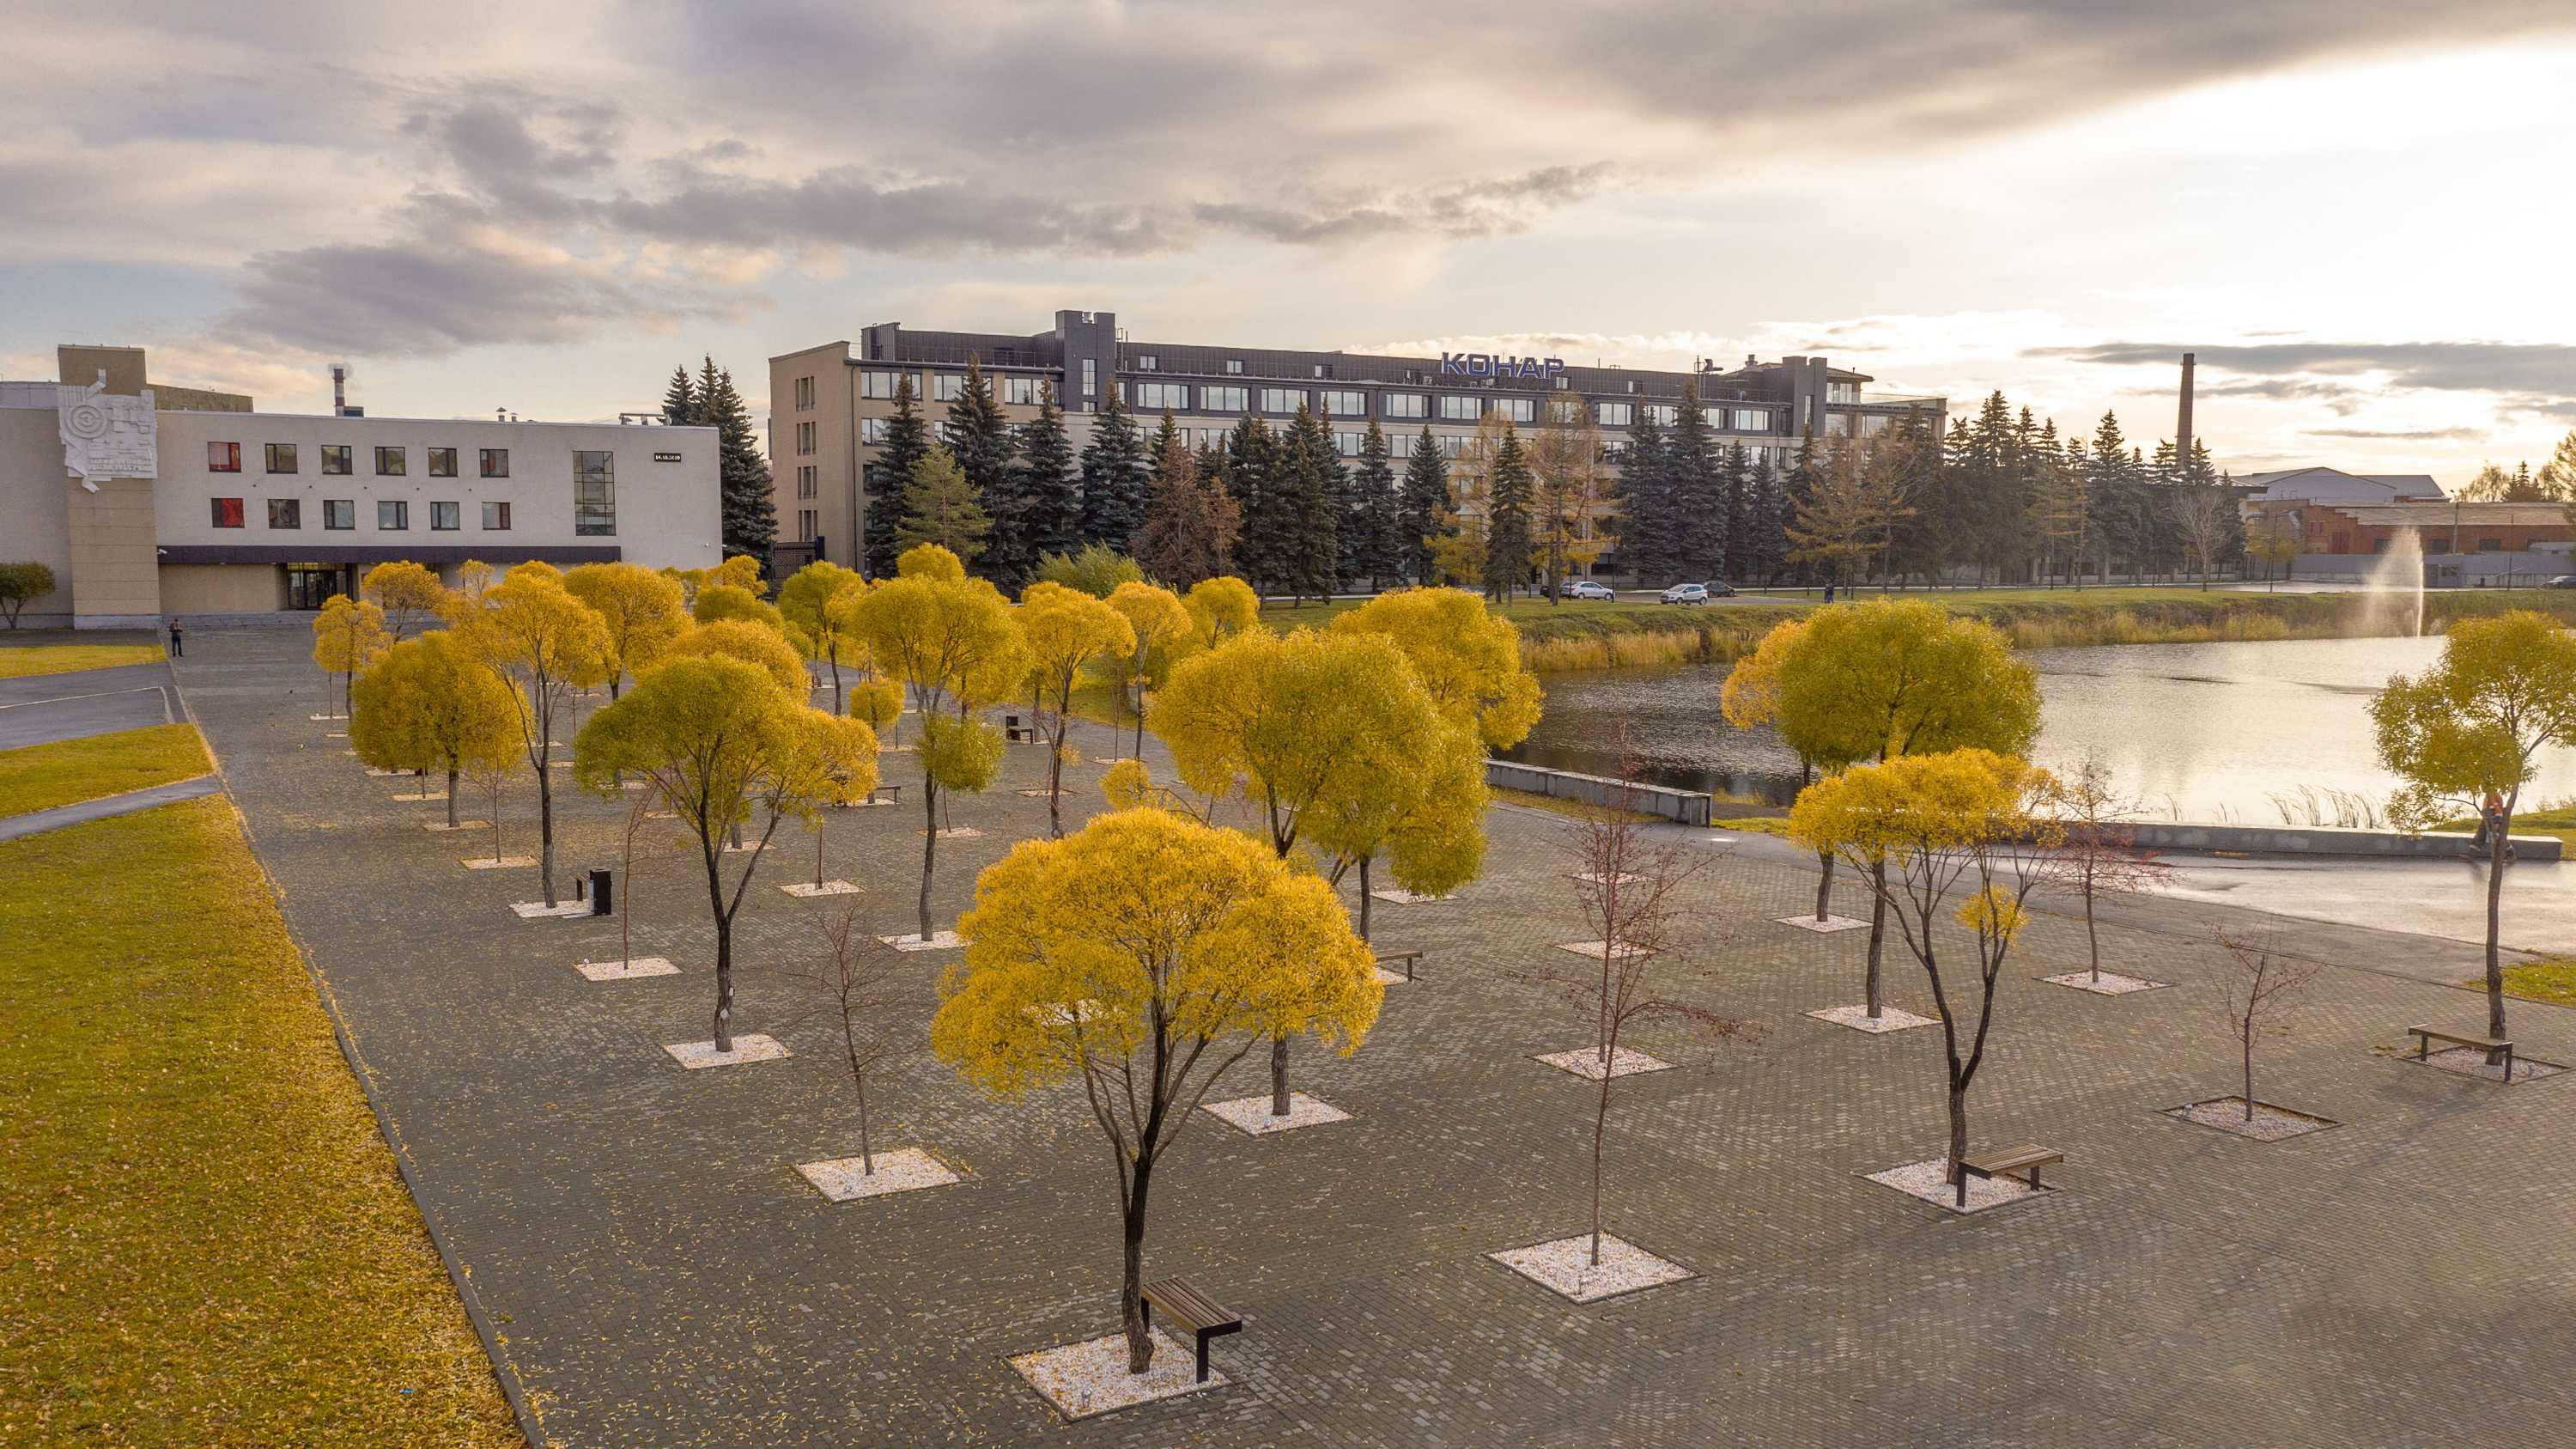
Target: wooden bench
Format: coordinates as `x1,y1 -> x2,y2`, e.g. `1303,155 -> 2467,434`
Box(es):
1003,714 -> 1038,743
866,784 -> 903,807
1959,1145 -> 2062,1193
1375,950 -> 1425,983
1139,1277 -> 1241,1383
2409,1024 -> 2514,1078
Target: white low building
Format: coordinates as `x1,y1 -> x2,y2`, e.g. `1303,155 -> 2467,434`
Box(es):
2,345 -> 722,629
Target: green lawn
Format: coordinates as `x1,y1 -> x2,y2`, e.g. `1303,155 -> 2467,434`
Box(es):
0,796 -> 520,1446
0,643 -> 165,679
2477,957 -> 2576,1005
0,723 -> 214,817
2429,806 -> 2576,847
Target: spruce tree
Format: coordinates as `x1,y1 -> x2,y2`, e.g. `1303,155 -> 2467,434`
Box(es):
864,374 -> 928,579
944,359 -> 1016,580
1781,429 -> 1822,585
1666,381 -> 1720,581
1078,387 -> 1151,548
1279,407 -> 1342,604
660,365 -> 698,425
696,357 -> 775,576
1718,440 -> 1750,581
1484,427 -> 1534,601
1135,419 -> 1241,590
1743,454 -> 1789,584
1618,411 -> 1673,582
1224,415 -> 1283,594
895,442 -> 993,563
1008,383 -> 1082,587
1398,427 -> 1449,585
1350,420 -> 1400,588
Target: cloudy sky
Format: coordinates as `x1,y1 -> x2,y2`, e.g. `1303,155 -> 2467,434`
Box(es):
9,1 -> 2574,481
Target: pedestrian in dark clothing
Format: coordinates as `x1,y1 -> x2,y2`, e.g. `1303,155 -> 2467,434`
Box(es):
168,619 -> 184,657
1823,583 -> 1837,603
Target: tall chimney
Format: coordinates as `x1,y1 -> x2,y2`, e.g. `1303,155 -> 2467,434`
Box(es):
2177,352 -> 2196,463
331,364 -> 347,417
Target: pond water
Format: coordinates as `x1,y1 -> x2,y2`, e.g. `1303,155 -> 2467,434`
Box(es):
1504,636 -> 2576,824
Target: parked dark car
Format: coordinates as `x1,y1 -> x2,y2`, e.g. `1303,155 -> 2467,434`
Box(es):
1700,581 -> 1738,598
2549,575 -> 2576,590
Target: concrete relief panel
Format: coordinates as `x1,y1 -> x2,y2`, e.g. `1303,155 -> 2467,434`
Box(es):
58,374 -> 158,489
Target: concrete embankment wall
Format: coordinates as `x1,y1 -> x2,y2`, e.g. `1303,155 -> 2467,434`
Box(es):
2127,821 -> 2564,862
1485,761 -> 1713,827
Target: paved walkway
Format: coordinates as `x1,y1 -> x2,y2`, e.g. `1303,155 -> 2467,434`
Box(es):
171,626 -> 2576,1448
0,660 -> 185,748
0,776 -> 225,843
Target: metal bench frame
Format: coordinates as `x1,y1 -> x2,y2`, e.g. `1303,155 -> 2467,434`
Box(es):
1375,950 -> 1425,983
2409,1024 -> 2514,1081
1139,1276 -> 1242,1384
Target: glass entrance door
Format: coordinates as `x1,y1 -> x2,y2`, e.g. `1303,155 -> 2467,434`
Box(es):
286,567 -> 346,609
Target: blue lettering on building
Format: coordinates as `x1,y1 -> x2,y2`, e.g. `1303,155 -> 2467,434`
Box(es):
1441,353 -> 1568,379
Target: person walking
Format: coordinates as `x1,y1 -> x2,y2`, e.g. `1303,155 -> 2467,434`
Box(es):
167,618 -> 184,658
1823,581 -> 1837,604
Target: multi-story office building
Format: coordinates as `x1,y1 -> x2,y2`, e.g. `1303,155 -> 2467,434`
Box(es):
770,309 -> 1945,577
3,345 -> 722,628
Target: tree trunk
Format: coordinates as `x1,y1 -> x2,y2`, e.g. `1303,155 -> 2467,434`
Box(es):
536,739 -> 557,906
1357,855 -> 1373,942
854,1057 -> 875,1174
2085,891 -> 2102,985
1047,714 -> 1066,839
2243,1017 -> 2256,1120
446,764 -> 459,828
2487,820 -> 2510,1059
1864,874 -> 1887,1019
1589,1043 -> 1613,1267
1947,1080 -> 1971,1207
919,783 -> 940,942
1122,1158 -> 1156,1373
1813,849 -> 1835,922
1133,681 -> 1148,759
1271,1032 -> 1291,1116
706,850 -> 735,1053
828,646 -> 843,715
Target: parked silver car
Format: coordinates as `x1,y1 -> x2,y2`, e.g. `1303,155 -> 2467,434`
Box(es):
1658,582 -> 1710,605
1565,580 -> 1616,600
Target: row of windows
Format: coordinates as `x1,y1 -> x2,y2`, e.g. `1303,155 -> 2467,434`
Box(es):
210,441 -> 511,478
212,497 -> 513,531
846,369 -> 1773,431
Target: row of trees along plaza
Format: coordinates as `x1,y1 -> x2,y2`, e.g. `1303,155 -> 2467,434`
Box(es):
833,354 -> 2253,604
320,546 -> 2573,1388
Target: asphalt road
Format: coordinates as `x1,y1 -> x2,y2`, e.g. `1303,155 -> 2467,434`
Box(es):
0,661 -> 185,748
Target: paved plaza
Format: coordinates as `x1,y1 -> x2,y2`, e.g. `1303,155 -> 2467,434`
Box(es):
168,625 -> 2576,1446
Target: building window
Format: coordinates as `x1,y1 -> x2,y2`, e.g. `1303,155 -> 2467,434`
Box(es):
574,450 -> 616,536
427,447 -> 458,478
323,499 -> 355,530
1439,396 -> 1480,421
1136,355 -> 1158,371
1335,431 -> 1367,457
480,448 -> 509,478
1733,409 -> 1768,431
320,444 -> 353,475
375,446 -> 406,476
1204,385 -> 1249,414
860,370 -> 899,399
1002,376 -> 1047,405
483,501 -> 513,530
1495,397 -> 1535,423
1643,405 -> 1678,426
793,375 -> 815,411
1858,414 -> 1890,437
268,497 -> 301,529
1827,381 -> 1858,403
1438,435 -> 1466,459
860,417 -> 890,444
932,374 -> 965,402
799,508 -> 818,542
211,497 -> 245,528
207,441 -> 240,472
430,501 -> 460,531
1081,359 -> 1097,399
1595,402 -> 1632,427
797,465 -> 817,498
265,442 -> 298,474
378,500 -> 408,530
1224,359 -> 1244,374
1321,390 -> 1366,417
793,420 -> 813,455
2479,539 -> 2505,552
1382,393 -> 1427,419
1136,381 -> 1189,410
1261,388 -> 1306,414
1823,413 -> 1852,437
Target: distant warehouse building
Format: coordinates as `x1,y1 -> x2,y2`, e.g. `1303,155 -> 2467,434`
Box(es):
2241,466 -> 2572,584
769,309 -> 1945,578
2,345 -> 722,629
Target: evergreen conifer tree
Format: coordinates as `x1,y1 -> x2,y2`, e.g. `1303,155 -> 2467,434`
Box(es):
1718,440 -> 1750,580
1618,411 -> 1674,582
1078,387 -> 1151,548
1134,415 -> 1242,590
944,359 -> 1016,579
1279,406 -> 1343,603
896,442 -> 993,563
1224,415 -> 1282,594
1397,428 -> 1449,585
1743,454 -> 1789,584
864,374 -> 929,579
661,365 -> 698,425
1665,381 -> 1720,581
696,357 -> 776,576
1350,420 -> 1400,588
1004,382 -> 1083,588
1484,427 -> 1534,601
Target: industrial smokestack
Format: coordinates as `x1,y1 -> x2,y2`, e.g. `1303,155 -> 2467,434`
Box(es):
2178,352 -> 2196,463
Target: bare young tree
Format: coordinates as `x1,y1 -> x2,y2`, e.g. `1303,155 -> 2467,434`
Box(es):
2213,929 -> 2322,1121
2170,485 -> 2233,591
770,900 -> 922,1175
2047,753 -> 2176,985
461,757 -> 514,864
1531,767 -> 1741,1266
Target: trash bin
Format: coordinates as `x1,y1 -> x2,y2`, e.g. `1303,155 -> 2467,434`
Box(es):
589,868 -> 612,916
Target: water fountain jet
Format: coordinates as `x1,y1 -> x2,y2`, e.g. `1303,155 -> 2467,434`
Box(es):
2363,526 -> 2424,637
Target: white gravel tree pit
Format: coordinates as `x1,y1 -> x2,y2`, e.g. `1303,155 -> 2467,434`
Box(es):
1555,940 -> 1650,959
664,1035 -> 790,1068
2410,1048 -> 2562,1083
1865,1159 -> 2045,1213
463,856 -> 535,868
1010,1330 -> 1221,1419
1203,1092 -> 1351,1135
1535,1046 -> 1674,1080
878,931 -> 964,952
795,1148 -> 958,1201
511,901 -> 592,919
1489,1233 -> 1695,1303
576,957 -> 677,981
1807,1004 -> 1940,1033
1370,888 -> 1456,904
1777,914 -> 1870,933
2043,971 -> 2168,995
781,880 -> 860,897
422,820 -> 488,831
2164,1098 -> 2336,1141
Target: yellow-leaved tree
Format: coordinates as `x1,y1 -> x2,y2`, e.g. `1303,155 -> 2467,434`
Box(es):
848,545 -> 1031,942
1183,575 -> 1261,648
1104,579 -> 1196,758
576,655 -> 878,1053
695,582 -> 811,657
455,563 -> 611,906
1789,749 -> 2061,1206
670,618 -> 813,697
2373,611 -> 2576,1056
930,809 -> 1378,1375
361,560 -> 450,642
564,561 -> 688,701
1018,585 -> 1135,837
1154,628 -> 1454,1113
778,560 -> 867,715
349,630 -> 519,829
1327,586 -> 1542,751
311,594 -> 390,721
1765,599 -> 2040,1020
